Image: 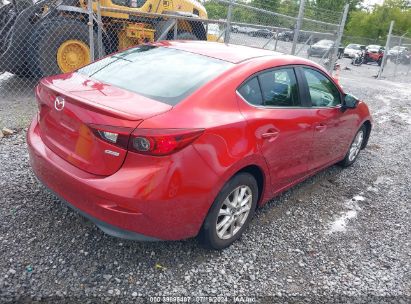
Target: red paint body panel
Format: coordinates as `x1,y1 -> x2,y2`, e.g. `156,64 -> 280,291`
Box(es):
27,41 -> 372,240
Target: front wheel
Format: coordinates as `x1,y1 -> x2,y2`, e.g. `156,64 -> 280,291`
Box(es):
339,125 -> 366,167
199,173 -> 258,250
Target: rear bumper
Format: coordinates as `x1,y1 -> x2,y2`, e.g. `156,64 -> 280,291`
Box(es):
42,181 -> 159,241
27,117 -> 218,241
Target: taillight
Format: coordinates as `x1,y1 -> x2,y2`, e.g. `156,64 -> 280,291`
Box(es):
129,128 -> 204,156
89,125 -> 204,156
89,124 -> 134,150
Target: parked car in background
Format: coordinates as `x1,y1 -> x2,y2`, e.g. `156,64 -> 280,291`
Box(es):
307,39 -> 334,57
277,30 -> 321,43
388,46 -> 410,64
231,25 -> 254,34
387,45 -> 407,57
248,28 -> 274,38
389,47 -> 410,64
207,24 -> 223,42
27,41 -> 372,250
231,25 -> 240,33
343,44 -> 365,58
364,45 -> 384,65
277,30 -> 294,42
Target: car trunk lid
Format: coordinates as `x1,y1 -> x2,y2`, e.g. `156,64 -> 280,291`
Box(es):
36,74 -> 172,176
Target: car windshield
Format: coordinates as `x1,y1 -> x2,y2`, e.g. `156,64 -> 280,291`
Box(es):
368,45 -> 380,49
78,46 -> 233,105
316,40 -> 334,46
347,44 -> 360,50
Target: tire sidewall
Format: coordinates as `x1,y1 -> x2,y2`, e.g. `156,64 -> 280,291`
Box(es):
340,125 -> 366,167
201,173 -> 258,249
30,19 -> 101,77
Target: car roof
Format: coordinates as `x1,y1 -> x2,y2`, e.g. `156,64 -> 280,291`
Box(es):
154,41 -> 281,64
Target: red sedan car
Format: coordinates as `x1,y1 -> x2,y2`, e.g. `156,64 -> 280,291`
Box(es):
28,41 -> 372,249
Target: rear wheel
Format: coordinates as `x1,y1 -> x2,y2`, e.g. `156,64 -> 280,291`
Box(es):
199,173 -> 258,249
29,18 -> 102,77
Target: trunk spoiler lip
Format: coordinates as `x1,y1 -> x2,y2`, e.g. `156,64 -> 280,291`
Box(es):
39,77 -> 173,121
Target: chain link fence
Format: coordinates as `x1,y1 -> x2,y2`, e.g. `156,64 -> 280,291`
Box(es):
377,26 -> 411,83
334,21 -> 410,84
0,0 -> 347,107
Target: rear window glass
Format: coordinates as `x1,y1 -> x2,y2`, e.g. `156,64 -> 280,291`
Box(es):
78,46 -> 233,105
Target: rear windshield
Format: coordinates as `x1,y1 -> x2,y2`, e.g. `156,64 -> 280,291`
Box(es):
78,46 -> 233,105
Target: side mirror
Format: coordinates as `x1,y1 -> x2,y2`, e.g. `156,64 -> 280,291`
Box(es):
343,94 -> 359,109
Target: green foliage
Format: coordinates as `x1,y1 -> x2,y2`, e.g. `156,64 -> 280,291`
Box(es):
204,2 -> 228,20
204,0 -> 411,41
310,0 -> 362,13
345,1 -> 411,40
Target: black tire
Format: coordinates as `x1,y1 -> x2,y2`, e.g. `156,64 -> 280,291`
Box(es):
12,65 -> 35,78
339,125 -> 366,167
377,57 -> 382,66
176,31 -> 198,40
29,18 -> 102,77
198,173 -> 258,250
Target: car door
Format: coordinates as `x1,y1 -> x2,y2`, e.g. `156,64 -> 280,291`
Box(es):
298,66 -> 356,171
236,67 -> 316,192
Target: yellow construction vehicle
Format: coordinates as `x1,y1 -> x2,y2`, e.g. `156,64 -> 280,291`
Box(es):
0,0 -> 208,77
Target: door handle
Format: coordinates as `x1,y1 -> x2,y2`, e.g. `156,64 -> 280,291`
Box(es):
262,131 -> 279,139
315,124 -> 327,132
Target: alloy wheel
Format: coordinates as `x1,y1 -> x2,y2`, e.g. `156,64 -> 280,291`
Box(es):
348,130 -> 364,162
216,185 -> 252,240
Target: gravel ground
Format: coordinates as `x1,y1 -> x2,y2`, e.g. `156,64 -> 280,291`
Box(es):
1,56 -> 410,303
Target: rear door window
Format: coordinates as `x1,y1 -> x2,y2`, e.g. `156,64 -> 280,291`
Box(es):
237,77 -> 263,106
258,68 -> 300,107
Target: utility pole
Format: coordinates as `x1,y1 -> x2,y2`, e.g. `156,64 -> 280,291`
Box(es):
291,0 -> 306,55
377,21 -> 394,80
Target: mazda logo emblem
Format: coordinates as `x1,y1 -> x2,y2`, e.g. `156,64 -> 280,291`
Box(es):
54,96 -> 65,111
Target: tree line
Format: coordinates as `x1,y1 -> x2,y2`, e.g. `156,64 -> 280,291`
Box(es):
204,0 -> 411,42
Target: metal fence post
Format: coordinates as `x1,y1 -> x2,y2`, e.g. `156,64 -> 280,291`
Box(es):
377,21 -> 394,80
291,0 -> 305,55
393,36 -> 402,79
174,17 -> 178,39
96,0 -> 103,59
225,0 -> 233,43
328,4 -> 349,74
274,28 -> 279,50
87,0 -> 95,62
